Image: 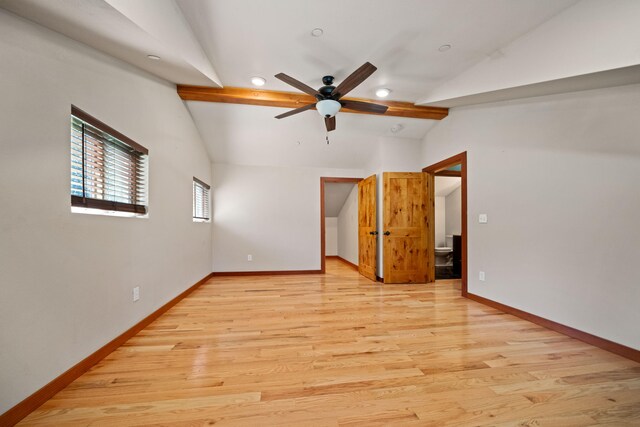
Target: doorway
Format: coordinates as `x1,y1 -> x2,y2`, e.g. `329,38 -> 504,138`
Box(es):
423,152 -> 468,295
323,172 -> 434,284
434,173 -> 462,280
355,172 -> 434,284
320,177 -> 362,273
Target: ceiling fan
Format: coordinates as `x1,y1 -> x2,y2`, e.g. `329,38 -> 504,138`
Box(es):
274,62 -> 388,132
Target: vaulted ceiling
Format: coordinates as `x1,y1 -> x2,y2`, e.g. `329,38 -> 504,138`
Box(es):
435,177 -> 461,197
2,0 -> 639,169
176,0 -> 576,101
324,183 -> 357,217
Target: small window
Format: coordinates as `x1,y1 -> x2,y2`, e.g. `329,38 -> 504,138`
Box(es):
70,106 -> 148,215
193,177 -> 210,222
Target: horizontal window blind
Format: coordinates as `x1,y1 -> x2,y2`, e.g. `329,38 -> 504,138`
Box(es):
71,106 -> 148,214
193,177 -> 210,221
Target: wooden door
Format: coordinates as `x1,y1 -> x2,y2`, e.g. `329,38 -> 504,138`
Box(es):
358,174 -> 377,281
383,172 -> 434,283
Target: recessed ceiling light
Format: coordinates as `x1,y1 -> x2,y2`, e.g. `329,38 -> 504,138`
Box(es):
438,44 -> 452,52
390,124 -> 404,134
311,28 -> 324,37
376,88 -> 391,98
251,76 -> 266,87
147,55 -> 161,61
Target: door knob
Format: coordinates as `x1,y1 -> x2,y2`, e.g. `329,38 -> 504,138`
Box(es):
369,231 -> 379,235
384,231 -> 391,236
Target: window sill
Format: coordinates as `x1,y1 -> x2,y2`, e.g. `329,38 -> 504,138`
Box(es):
71,206 -> 148,218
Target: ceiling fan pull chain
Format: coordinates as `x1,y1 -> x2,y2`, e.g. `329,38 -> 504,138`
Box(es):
326,133 -> 330,145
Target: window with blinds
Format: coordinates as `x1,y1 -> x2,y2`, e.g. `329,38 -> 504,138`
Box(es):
193,177 -> 210,221
71,106 -> 148,215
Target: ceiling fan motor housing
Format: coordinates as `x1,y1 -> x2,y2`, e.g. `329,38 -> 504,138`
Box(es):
322,75 -> 334,85
318,76 -> 336,99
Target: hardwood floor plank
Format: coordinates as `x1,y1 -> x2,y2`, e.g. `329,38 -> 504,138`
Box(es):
17,259 -> 640,425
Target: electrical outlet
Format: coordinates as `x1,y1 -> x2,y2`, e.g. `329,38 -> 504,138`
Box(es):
132,286 -> 140,302
247,254 -> 253,261
479,214 -> 488,224
479,271 -> 486,282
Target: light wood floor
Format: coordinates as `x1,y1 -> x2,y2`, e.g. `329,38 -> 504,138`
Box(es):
21,259 -> 640,426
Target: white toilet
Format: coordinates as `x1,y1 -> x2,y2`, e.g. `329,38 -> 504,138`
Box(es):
435,235 -> 454,266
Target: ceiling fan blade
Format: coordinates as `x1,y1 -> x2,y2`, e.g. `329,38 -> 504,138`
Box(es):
325,116 -> 336,132
341,99 -> 388,114
274,73 -> 319,97
331,62 -> 377,98
274,103 -> 316,119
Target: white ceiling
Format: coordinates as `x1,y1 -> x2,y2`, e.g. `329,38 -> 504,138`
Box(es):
187,101 -> 435,169
435,176 -> 461,197
174,0 -> 593,169
12,0 -> 640,170
0,0 -> 219,86
324,183 -> 357,217
0,0 -> 579,102
177,0 -> 576,102
423,64 -> 640,108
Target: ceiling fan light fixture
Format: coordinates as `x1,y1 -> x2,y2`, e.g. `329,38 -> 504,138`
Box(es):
376,88 -> 391,98
316,99 -> 341,118
251,76 -> 266,86
311,28 -> 324,37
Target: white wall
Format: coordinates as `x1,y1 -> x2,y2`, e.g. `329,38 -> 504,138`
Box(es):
337,185 -> 358,265
212,163 -> 363,272
435,196 -> 446,247
325,217 -> 338,256
445,186 -> 462,237
422,83 -> 640,349
211,137 -> 422,276
0,10 -> 212,413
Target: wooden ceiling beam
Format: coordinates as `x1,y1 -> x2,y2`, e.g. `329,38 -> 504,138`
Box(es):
177,85 -> 448,120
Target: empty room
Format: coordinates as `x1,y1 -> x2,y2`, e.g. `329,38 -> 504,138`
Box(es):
1,0 -> 639,425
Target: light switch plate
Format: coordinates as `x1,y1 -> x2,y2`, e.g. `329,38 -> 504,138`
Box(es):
479,271 -> 486,281
133,286 -> 140,302
247,254 -> 253,261
479,214 -> 488,224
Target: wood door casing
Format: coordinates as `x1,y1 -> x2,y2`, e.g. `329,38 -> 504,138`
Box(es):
358,174 -> 377,281
423,152 -> 467,294
382,172 -> 434,284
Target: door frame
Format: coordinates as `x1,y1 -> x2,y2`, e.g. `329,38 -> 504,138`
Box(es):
320,177 -> 363,273
423,152 -> 468,296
